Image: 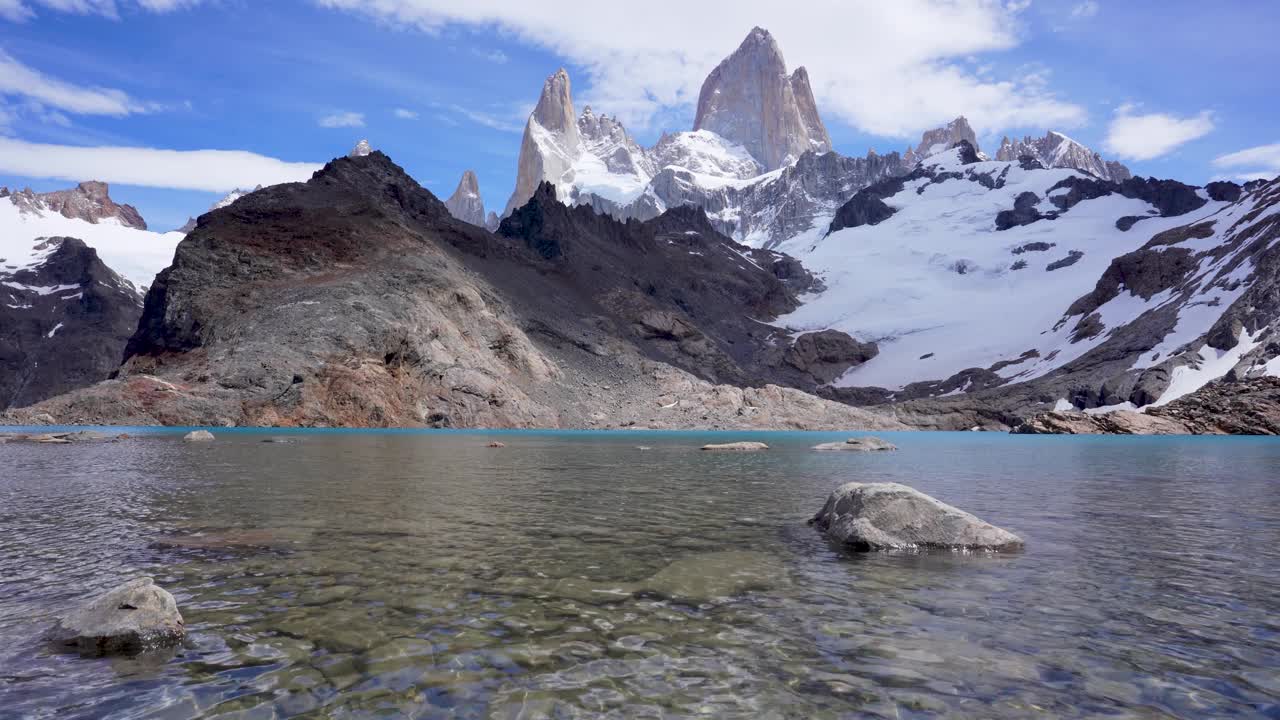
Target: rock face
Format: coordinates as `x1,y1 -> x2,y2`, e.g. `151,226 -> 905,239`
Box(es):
348,139 -> 373,158
4,181 -> 147,229
49,578 -> 185,656
907,117 -> 980,164
0,237 -> 143,410
810,483 -> 1024,552
504,68 -> 583,215
784,330 -> 878,383
4,150 -> 906,432
996,131 -> 1131,182
692,27 -> 831,171
443,170 -> 487,226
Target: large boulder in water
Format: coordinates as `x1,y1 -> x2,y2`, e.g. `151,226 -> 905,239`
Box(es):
49,577 -> 185,655
810,482 -> 1023,552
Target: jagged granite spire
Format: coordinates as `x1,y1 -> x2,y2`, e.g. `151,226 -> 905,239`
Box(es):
445,170 -> 487,227
693,27 -> 831,171
349,139 -> 372,158
503,68 -> 582,216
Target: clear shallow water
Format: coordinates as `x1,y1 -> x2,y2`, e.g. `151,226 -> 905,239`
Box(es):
1,430 -> 1278,719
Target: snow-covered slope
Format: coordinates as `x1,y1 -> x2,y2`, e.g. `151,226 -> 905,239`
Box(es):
2,196 -> 182,291
777,147 -> 1253,405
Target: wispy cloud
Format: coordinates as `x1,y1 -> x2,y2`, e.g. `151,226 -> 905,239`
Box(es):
470,47 -> 508,64
318,111 -> 365,128
0,49 -> 159,116
1212,143 -> 1280,181
0,137 -> 323,192
0,0 -> 204,21
1103,104 -> 1214,161
434,102 -> 523,133
393,107 -> 418,119
1070,1 -> 1099,19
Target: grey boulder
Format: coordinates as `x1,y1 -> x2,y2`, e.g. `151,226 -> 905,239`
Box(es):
812,436 -> 898,452
183,430 -> 215,442
50,577 -> 185,655
810,482 -> 1023,552
700,441 -> 769,451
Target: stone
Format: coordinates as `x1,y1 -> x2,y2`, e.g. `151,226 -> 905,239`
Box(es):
700,441 -> 768,451
810,482 -> 1023,552
183,430 -> 215,442
49,577 -> 185,655
812,436 -> 897,452
487,441 -> 506,448
637,551 -> 786,603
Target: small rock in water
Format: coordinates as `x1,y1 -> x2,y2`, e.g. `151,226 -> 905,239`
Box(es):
638,551 -> 786,603
49,577 -> 185,656
700,441 -> 769,451
810,482 -> 1023,552
812,436 -> 898,452
487,441 -> 506,448
183,430 -> 215,442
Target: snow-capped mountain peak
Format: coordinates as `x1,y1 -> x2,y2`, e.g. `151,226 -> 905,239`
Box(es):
444,170 -> 487,227
995,130 -> 1131,182
348,139 -> 373,158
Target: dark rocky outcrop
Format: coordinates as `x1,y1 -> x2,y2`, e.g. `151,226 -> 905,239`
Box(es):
827,175 -> 906,233
1014,377 -> 1280,435
995,191 -> 1046,230
1,237 -> 143,409
784,330 -> 878,383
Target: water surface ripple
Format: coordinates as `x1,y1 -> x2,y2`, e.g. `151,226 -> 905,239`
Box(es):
1,430 -> 1278,718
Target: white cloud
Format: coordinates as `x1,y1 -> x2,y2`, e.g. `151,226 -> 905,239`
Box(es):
0,0 -> 203,20
0,49 -> 156,115
1070,1 -> 1099,19
318,111 -> 365,128
0,137 -> 323,192
311,0 -> 1086,138
1103,104 -> 1214,161
1212,143 -> 1280,181
393,107 -> 418,119
0,0 -> 34,21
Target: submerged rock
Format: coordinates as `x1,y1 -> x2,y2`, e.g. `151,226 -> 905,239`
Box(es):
487,441 -> 506,448
49,577 -> 185,656
637,551 -> 786,603
700,441 -> 769,451
812,436 -> 898,452
183,430 -> 215,442
810,482 -> 1023,552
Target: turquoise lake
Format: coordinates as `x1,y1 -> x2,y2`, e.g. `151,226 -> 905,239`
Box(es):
1,429 -> 1278,718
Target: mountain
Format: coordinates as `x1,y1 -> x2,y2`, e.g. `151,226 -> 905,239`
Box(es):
996,131 -> 1131,182
1,237 -> 143,409
2,182 -> 147,230
903,116 -> 980,166
5,150 -> 901,431
772,145 -> 1279,429
692,26 -> 831,170
443,170 -> 487,226
349,139 -> 373,158
497,28 -> 908,250
2,187 -> 183,291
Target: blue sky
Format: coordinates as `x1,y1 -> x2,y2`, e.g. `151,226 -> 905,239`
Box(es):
1,0 -> 1277,231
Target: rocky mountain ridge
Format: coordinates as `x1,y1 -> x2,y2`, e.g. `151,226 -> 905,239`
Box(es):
3,181 -> 147,229
996,131 -> 1131,182
3,150 -> 899,430
443,170 -> 487,226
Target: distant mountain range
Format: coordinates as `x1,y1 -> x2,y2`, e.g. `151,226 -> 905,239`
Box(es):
2,27 -> 1277,433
